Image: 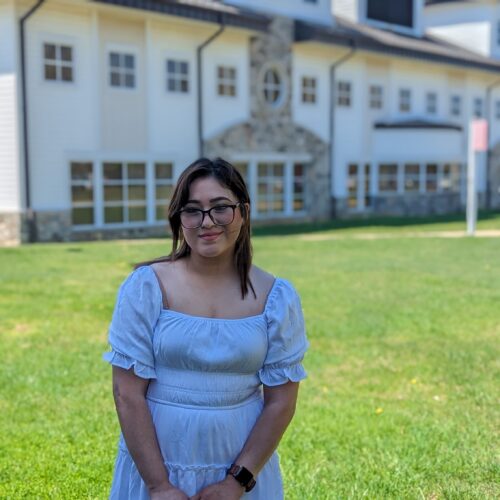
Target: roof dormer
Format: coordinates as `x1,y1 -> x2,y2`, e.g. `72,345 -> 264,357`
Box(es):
333,0 -> 424,37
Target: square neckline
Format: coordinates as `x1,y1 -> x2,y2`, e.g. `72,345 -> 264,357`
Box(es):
146,265 -> 280,322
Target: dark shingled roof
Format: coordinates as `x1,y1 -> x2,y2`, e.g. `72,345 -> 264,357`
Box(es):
374,119 -> 463,131
295,16 -> 500,74
92,0 -> 270,32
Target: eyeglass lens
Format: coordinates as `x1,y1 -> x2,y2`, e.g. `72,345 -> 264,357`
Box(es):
180,206 -> 236,228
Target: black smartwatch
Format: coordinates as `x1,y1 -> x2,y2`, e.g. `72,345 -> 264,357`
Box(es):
227,463 -> 256,492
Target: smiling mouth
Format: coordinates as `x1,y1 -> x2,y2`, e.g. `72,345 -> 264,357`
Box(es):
199,232 -> 223,240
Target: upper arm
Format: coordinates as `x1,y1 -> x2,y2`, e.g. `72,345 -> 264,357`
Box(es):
263,380 -> 300,413
112,365 -> 151,402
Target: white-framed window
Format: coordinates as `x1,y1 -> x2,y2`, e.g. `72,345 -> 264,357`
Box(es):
231,159 -> 307,217
217,66 -> 237,97
167,60 -> 189,93
495,100 -> 500,120
369,85 -> 383,109
404,163 -> 420,192
257,163 -> 285,214
261,67 -> 284,106
440,163 -> 461,193
102,162 -> 146,224
293,163 -> 306,211
301,77 -> 317,104
426,92 -> 437,114
109,52 -> 135,88
399,88 -> 411,112
337,81 -> 351,107
346,163 -> 372,210
347,163 -> 358,209
70,162 -> 94,225
450,95 -> 461,117
425,163 -> 438,192
378,164 -> 398,193
43,43 -> 73,82
473,97 -> 484,118
154,163 -> 174,221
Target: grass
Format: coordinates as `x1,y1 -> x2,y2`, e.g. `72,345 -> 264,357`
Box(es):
0,213 -> 499,499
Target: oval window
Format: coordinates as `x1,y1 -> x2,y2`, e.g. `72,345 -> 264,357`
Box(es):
262,68 -> 283,106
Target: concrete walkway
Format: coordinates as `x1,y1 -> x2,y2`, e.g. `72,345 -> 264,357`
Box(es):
299,229 -> 500,241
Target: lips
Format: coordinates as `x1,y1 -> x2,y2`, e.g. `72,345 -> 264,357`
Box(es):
199,232 -> 223,241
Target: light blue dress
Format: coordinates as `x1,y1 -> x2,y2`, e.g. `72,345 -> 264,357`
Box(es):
103,265 -> 308,499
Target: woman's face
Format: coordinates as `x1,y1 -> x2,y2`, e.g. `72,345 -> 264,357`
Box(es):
181,176 -> 245,260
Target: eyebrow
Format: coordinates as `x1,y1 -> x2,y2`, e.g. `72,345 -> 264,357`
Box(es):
185,197 -> 233,205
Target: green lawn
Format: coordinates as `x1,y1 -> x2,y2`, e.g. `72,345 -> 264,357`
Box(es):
1,213 -> 499,499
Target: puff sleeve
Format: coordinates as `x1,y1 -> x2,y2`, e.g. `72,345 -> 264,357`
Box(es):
103,266 -> 162,379
259,279 -> 309,386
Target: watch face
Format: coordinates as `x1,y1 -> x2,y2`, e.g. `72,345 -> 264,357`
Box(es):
235,466 -> 253,485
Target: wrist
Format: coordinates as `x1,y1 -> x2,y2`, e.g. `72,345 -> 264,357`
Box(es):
148,480 -> 174,494
226,463 -> 256,492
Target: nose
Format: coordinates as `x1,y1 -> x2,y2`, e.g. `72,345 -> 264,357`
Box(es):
200,211 -> 215,228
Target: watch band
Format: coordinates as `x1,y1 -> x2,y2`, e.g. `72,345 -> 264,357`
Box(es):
227,463 -> 256,492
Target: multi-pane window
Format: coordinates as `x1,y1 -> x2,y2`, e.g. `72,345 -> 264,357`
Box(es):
399,88 -> 411,112
293,163 -> 306,211
337,81 -> 351,107
425,164 -> 438,192
155,163 -> 174,221
262,68 -> 282,106
103,162 -> 146,224
473,97 -> 484,118
404,164 -> 420,192
167,60 -> 189,93
369,85 -> 383,109
495,100 -> 500,120
450,95 -> 461,117
257,163 -> 285,214
347,164 -> 358,209
301,77 -> 317,104
109,52 -> 135,88
440,163 -> 461,192
43,43 -> 73,82
70,162 -> 94,225
217,66 -> 237,97
426,92 -> 437,114
378,164 -> 398,192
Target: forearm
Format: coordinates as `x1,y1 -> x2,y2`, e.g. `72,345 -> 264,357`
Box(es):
234,391 -> 296,475
114,393 -> 170,493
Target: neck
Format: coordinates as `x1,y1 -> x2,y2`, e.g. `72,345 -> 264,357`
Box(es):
185,250 -> 237,279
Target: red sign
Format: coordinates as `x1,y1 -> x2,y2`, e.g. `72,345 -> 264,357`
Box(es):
472,119 -> 488,152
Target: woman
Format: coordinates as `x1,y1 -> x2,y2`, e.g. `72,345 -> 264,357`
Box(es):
103,157 -> 308,499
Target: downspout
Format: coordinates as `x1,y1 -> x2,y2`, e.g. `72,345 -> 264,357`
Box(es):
197,17 -> 225,157
485,78 -> 500,209
329,40 -> 356,217
19,0 -> 46,243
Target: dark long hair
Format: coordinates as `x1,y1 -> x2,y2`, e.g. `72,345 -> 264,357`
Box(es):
137,157 -> 255,299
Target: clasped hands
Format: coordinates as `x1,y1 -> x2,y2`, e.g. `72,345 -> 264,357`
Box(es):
150,476 -> 245,500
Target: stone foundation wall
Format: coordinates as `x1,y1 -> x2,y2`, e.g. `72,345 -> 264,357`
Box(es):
0,212 -> 22,246
334,193 -> 463,218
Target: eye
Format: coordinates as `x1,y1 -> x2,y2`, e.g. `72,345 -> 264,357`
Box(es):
183,207 -> 200,215
212,205 -> 230,213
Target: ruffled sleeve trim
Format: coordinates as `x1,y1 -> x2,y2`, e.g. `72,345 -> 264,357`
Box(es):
103,349 -> 157,380
258,361 -> 307,386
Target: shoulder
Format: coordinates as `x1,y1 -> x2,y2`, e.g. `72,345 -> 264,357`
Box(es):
250,265 -> 276,298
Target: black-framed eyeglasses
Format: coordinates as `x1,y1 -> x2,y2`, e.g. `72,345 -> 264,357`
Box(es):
178,203 -> 241,229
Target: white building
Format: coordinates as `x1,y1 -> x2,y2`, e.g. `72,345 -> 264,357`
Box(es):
0,0 -> 499,244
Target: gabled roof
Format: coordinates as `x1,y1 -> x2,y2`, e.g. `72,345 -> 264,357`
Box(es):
295,16 -> 500,74
92,0 -> 270,32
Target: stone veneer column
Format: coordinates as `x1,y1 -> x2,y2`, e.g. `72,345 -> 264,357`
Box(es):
204,17 -> 330,220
